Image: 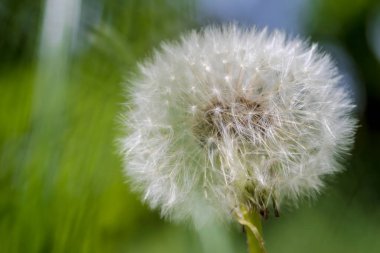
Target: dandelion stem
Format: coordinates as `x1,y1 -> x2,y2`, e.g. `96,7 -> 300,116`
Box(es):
236,206 -> 267,253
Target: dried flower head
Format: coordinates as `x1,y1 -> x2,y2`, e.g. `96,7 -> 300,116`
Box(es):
120,25 -> 357,225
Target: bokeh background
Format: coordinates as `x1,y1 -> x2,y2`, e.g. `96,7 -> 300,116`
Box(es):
1,0 -> 380,252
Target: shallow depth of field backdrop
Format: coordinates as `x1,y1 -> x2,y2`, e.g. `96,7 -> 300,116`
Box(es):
1,0 -> 380,252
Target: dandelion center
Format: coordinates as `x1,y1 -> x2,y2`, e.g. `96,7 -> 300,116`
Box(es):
193,96 -> 270,145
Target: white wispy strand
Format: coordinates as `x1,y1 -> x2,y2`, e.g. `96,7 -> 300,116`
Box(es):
121,24 -> 357,226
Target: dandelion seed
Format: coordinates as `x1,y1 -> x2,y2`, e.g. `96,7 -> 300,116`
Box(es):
120,24 -> 357,226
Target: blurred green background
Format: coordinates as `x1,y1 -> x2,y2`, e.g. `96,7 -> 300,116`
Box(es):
1,0 -> 380,252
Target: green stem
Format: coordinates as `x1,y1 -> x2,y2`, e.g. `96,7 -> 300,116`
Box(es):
236,206 -> 267,253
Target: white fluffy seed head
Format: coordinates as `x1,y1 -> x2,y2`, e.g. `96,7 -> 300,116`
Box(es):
120,24 -> 357,226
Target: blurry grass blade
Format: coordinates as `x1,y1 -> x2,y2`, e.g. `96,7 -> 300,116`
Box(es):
33,0 -> 81,119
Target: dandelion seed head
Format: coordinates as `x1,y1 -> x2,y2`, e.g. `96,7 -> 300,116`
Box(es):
120,24 -> 357,225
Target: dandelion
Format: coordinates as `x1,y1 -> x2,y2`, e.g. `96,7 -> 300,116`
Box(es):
120,24 -> 356,252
